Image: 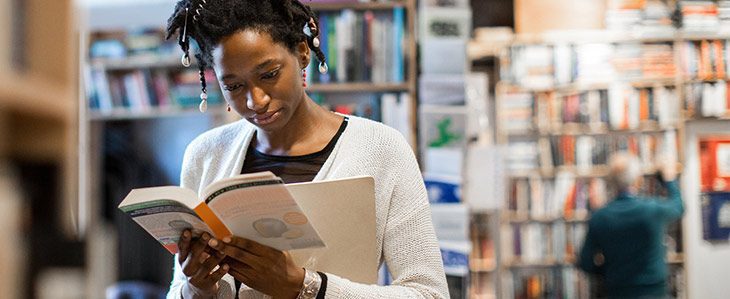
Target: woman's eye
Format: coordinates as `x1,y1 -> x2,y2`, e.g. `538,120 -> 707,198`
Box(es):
261,69 -> 279,80
224,84 -> 241,91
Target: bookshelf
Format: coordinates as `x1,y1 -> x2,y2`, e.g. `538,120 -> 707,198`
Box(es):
79,0 -> 419,292
489,30 -> 726,297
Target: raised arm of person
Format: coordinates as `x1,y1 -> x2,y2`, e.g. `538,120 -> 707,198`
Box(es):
655,160 -> 684,222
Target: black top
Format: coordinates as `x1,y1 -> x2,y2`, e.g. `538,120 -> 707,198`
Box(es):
240,116 -> 349,183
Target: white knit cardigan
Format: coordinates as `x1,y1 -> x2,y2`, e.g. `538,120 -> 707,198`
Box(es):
167,115 -> 449,298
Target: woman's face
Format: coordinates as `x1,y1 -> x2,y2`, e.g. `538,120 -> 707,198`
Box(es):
212,29 -> 309,132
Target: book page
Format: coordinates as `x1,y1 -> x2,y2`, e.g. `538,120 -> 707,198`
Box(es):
203,175 -> 325,251
119,187 -> 210,254
119,199 -> 212,254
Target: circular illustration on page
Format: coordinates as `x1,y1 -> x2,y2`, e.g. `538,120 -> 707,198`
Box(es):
282,228 -> 304,239
168,220 -> 193,230
283,212 -> 308,225
253,218 -> 289,238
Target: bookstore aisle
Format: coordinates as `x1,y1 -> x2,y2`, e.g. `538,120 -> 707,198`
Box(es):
462,1 -> 730,299
73,0 -> 730,298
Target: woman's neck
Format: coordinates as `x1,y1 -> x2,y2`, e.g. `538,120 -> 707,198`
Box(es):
254,95 -> 340,156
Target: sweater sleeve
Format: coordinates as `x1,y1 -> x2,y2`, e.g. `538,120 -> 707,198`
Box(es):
656,180 -> 684,222
322,136 -> 449,298
577,223 -> 600,274
167,254 -> 239,299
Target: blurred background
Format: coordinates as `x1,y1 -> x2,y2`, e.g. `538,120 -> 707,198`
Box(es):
1,0 -> 730,298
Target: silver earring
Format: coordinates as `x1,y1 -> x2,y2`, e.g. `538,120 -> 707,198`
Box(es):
199,90 -> 208,113
319,62 -> 328,74
181,8 -> 191,67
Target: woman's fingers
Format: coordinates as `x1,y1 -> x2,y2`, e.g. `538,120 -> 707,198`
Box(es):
209,240 -> 259,265
196,250 -> 226,277
221,236 -> 270,257
206,263 -> 229,283
181,232 -> 213,276
177,229 -> 192,264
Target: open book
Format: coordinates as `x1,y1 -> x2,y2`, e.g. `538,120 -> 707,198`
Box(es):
119,171 -> 379,284
119,171 -> 328,254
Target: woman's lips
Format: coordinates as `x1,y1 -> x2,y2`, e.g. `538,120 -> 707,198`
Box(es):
252,109 -> 281,125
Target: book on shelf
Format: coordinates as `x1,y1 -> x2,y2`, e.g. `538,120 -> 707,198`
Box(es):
507,175 -> 605,221
470,213 -> 496,265
680,39 -> 730,80
500,221 -> 587,267
699,138 -> 730,192
381,92 -> 413,146
507,41 -> 676,89
87,68 -> 224,114
501,86 -> 678,136
684,81 -> 730,118
680,0 -> 720,32
308,8 -> 406,84
606,0 -> 676,36
314,92 -> 383,121
543,130 -> 678,171
119,171 -> 379,284
500,92 -> 535,133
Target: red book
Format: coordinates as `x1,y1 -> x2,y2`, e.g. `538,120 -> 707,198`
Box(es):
699,138 -> 730,192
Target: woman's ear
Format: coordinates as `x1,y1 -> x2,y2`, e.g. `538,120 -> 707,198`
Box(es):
296,40 -> 311,69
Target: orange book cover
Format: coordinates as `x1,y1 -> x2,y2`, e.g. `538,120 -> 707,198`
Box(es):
639,88 -> 650,121
563,136 -> 576,166
699,138 -> 730,192
563,182 -> 578,219
699,40 -> 712,80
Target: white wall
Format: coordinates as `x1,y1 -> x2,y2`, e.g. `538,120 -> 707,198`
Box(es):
683,120 -> 730,299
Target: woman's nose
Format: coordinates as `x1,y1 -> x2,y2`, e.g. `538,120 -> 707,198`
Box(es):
246,86 -> 270,112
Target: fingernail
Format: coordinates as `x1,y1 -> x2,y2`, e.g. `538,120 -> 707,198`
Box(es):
208,239 -> 218,247
222,237 -> 231,243
183,231 -> 190,238
222,264 -> 229,271
201,233 -> 210,241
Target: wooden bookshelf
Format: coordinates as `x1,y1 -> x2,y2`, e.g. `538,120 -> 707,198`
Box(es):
469,259 -> 497,272
492,32 -> 695,298
309,82 -> 410,93
504,214 -> 590,224
0,73 -> 73,123
88,106 -> 229,121
90,56 -> 184,71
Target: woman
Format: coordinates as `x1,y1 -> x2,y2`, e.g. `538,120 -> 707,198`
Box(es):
165,0 -> 448,298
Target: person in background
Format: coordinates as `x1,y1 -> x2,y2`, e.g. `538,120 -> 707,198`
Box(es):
163,0 -> 449,298
578,152 -> 684,299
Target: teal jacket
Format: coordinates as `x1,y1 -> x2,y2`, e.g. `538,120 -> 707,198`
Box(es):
578,180 -> 683,298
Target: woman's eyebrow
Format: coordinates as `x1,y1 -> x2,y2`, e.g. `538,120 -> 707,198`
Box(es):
254,59 -> 277,72
220,59 -> 278,81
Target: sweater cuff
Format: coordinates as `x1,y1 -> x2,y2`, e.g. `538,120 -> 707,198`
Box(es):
316,272 -> 327,299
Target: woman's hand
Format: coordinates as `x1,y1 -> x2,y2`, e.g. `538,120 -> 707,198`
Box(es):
207,236 -> 305,299
178,230 -> 229,298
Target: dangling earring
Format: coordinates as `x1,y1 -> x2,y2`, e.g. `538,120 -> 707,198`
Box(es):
180,8 -> 192,67
302,69 -> 308,88
198,68 -> 208,113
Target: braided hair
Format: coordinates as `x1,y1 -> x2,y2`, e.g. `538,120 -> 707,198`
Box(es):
165,0 -> 327,110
